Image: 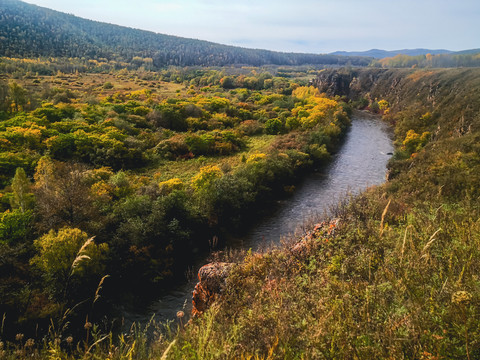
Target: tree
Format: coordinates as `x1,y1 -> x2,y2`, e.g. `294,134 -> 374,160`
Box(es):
191,165 -> 223,195
220,76 -> 235,89
0,209 -> 33,245
8,81 -> 27,112
0,80 -> 9,113
30,227 -> 107,296
265,118 -> 284,134
191,165 -> 223,218
10,167 -> 34,213
34,158 -> 97,232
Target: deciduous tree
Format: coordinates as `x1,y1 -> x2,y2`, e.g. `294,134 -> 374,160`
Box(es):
8,81 -> 27,112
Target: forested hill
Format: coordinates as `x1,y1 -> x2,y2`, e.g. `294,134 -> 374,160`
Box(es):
0,0 -> 371,67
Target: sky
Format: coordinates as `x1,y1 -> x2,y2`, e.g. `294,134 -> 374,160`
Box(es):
22,0 -> 480,54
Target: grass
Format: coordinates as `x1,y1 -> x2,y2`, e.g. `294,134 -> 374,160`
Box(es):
11,72 -> 187,103
149,134 -> 277,183
160,191 -> 480,359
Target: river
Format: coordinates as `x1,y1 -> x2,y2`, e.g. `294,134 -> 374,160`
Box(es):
125,110 -> 394,324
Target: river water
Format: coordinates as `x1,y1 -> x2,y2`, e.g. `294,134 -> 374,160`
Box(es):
126,111 -> 393,324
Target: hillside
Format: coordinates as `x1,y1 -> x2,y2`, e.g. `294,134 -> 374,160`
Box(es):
0,0 -> 371,67
331,49 -> 480,68
149,68 -> 480,359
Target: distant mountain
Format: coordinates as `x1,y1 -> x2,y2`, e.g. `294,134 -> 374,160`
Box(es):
0,0 -> 371,67
455,48 -> 480,55
331,48 -> 456,59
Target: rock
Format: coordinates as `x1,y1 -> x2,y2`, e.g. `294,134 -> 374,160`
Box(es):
191,220 -> 340,317
291,218 -> 339,257
191,262 -> 233,317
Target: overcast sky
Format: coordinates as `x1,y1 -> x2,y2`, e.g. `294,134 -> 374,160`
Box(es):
22,0 -> 480,54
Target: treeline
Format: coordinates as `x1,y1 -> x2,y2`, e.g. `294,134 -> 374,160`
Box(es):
0,0 -> 371,68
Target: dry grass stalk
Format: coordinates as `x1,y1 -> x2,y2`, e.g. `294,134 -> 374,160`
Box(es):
77,236 -> 95,255
70,255 -> 91,274
379,199 -> 392,236
86,334 -> 109,354
94,275 -> 110,304
161,339 -> 177,360
70,236 -> 95,275
400,225 -> 413,265
421,228 -> 442,254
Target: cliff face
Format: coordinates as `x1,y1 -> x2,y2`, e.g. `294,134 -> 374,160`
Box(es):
315,68 -> 416,103
314,71 -> 358,98
315,68 -> 480,137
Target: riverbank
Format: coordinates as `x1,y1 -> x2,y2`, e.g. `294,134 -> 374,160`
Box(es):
124,110 -> 393,325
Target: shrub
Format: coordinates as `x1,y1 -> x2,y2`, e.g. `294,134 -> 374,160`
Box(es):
158,178 -> 184,195
0,209 -> 33,245
191,165 -> 223,195
246,153 -> 267,163
265,118 -> 284,134
103,81 -> 114,89
239,120 -> 263,135
31,227 -> 107,295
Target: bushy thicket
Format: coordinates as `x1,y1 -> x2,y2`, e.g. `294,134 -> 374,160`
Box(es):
0,63 -> 350,344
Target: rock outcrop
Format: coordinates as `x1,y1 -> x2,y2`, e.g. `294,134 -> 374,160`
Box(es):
191,219 -> 340,317
191,262 -> 233,317
291,218 -> 339,257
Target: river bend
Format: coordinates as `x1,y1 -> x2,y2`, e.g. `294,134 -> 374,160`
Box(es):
127,111 -> 393,324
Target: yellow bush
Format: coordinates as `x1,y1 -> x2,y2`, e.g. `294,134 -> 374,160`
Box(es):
31,227 -> 108,281
191,165 -> 222,194
246,153 -> 267,163
378,99 -> 389,110
292,86 -> 320,99
158,178 -> 184,194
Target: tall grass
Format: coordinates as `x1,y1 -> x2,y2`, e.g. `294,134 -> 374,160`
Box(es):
159,191 -> 480,359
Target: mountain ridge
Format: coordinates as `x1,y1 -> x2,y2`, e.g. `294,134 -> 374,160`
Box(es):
0,0 -> 371,67
1,0 -> 478,67
330,48 -> 480,59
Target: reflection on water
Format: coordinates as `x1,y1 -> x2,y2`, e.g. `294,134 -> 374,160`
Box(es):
126,111 -> 393,324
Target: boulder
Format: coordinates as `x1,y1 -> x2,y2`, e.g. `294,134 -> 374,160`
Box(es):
191,219 -> 339,317
191,262 -> 233,317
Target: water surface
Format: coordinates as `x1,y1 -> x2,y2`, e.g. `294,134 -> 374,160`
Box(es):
241,110 -> 394,250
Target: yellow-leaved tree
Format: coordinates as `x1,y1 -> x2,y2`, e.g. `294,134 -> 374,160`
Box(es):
191,165 -> 222,195
191,165 -> 222,218
31,227 -> 108,296
291,86 -> 340,128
